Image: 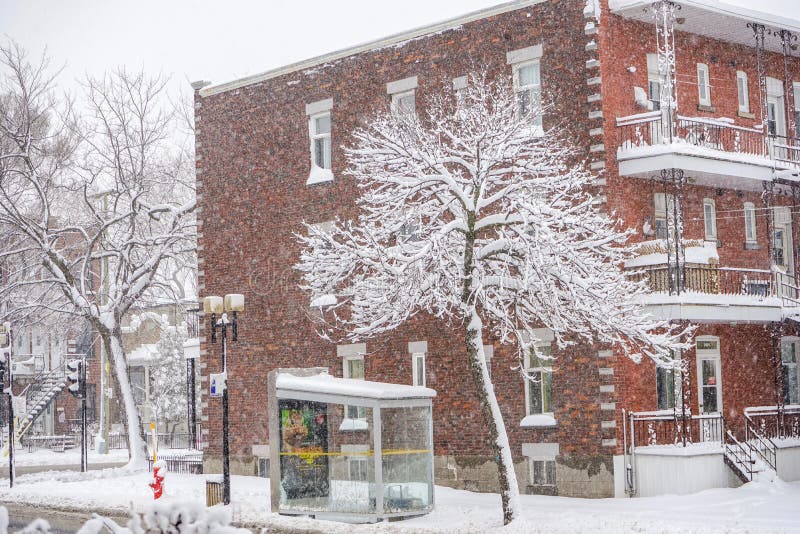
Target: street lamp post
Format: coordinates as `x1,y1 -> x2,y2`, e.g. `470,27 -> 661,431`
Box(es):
203,294 -> 243,506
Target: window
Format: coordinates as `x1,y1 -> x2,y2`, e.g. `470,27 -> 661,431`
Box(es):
310,113 -> 331,170
744,202 -> 757,243
529,459 -> 556,486
737,71 -> 750,113
399,214 -> 421,244
703,198 -> 717,240
646,53 -> 661,111
343,354 -> 367,420
513,61 -> 542,129
392,90 -> 416,115
309,221 -> 337,307
525,343 -> 553,416
656,351 -> 682,410
794,84 -> 800,138
654,192 -> 677,240
767,101 -> 778,136
697,63 -> 711,107
305,98 -> 334,185
782,339 -> 800,405
774,227 -> 788,268
349,456 -> 368,481
411,352 -> 426,387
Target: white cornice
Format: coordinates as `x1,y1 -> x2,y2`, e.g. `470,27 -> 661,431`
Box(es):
200,0 -> 547,98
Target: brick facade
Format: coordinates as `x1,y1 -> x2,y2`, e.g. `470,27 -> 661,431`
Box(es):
195,0 -> 800,497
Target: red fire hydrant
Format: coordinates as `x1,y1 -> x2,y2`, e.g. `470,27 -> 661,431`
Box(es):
149,460 -> 166,499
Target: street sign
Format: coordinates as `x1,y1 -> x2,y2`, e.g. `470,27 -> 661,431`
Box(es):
210,372 -> 226,398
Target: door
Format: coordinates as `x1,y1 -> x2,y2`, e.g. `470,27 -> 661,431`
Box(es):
696,337 -> 723,441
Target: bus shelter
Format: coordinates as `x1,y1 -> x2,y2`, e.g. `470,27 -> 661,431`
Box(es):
268,368 -> 436,522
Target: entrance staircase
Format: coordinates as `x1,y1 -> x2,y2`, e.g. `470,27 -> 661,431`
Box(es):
723,415 -> 778,483
2,362 -> 68,454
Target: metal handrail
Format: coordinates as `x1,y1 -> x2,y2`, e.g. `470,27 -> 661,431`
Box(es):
725,430 -> 756,481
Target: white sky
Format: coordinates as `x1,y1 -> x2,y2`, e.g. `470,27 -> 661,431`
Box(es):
0,0 -> 795,95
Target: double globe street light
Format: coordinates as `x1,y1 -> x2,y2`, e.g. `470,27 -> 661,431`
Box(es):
202,293 -> 244,506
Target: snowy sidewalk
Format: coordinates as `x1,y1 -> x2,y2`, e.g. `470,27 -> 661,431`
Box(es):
0,468 -> 797,533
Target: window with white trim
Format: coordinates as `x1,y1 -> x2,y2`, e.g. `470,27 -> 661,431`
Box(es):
529,459 -> 556,486
794,83 -> 800,138
513,61 -> 542,129
703,198 -> 717,240
305,98 -> 334,185
646,53 -> 661,111
309,221 -> 338,307
654,192 -> 676,240
656,350 -> 682,410
697,63 -> 711,107
744,202 -> 757,243
737,71 -> 750,113
411,352 -> 426,387
392,90 -> 416,115
343,355 -> 367,420
310,112 -> 331,170
399,213 -> 421,244
782,338 -> 800,405
525,343 -> 553,416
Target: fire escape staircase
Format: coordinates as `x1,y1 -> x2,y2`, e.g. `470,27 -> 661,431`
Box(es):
723,416 -> 778,483
2,362 -> 68,455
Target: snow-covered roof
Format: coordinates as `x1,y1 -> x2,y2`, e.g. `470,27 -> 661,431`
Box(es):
276,372 -> 436,401
199,0 -> 546,97
610,0 -> 800,57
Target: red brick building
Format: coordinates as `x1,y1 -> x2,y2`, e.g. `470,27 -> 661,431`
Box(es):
194,0 -> 800,498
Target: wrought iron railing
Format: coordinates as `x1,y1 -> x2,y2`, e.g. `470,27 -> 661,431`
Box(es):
627,410 -> 724,448
148,452 -> 203,474
745,405 -> 800,441
628,265 -> 782,298
616,112 -> 800,170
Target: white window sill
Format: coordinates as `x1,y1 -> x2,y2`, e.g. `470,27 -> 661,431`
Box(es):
307,167 -> 334,185
339,418 -> 369,432
310,294 -> 337,307
520,414 -> 557,428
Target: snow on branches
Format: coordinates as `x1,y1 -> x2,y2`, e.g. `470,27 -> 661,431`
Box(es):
298,73 -> 688,366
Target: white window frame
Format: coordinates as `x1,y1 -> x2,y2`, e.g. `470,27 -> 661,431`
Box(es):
305,98 -> 334,185
737,71 -> 750,113
524,341 -> 553,417
695,336 -> 722,416
512,60 -> 543,131
411,352 -> 426,387
703,198 -> 717,241
656,350 -> 682,410
654,192 -> 676,240
646,53 -> 662,111
310,112 -> 331,170
781,337 -> 800,405
309,221 -> 338,307
794,83 -> 800,138
697,63 -> 711,107
528,458 -> 556,487
341,347 -> 367,422
744,202 -> 757,243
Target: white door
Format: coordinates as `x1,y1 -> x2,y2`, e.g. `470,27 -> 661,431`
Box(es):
696,337 -> 723,441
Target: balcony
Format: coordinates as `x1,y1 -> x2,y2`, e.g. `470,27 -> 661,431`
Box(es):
625,240 -> 800,321
616,112 -> 800,190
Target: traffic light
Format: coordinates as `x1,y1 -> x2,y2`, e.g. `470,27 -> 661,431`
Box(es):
66,359 -> 84,398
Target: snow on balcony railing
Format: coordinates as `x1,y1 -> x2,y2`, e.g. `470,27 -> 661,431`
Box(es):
616,112 -> 800,170
627,410 -> 724,448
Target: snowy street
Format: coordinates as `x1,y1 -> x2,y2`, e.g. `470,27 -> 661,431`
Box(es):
0,468 -> 798,533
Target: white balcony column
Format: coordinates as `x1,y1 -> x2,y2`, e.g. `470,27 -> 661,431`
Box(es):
652,0 -> 679,142
748,22 -> 769,131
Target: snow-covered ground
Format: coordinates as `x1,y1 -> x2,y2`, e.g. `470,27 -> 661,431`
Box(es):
0,468 -> 798,533
6,447 -> 130,467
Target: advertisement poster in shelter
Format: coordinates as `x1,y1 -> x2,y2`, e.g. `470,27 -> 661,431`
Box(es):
279,399 -> 329,499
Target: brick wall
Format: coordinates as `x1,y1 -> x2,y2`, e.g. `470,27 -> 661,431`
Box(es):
196,0 -> 616,494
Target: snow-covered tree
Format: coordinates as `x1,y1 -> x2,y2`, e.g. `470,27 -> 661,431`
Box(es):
151,322 -> 190,434
0,42 -> 195,467
296,74 -> 690,524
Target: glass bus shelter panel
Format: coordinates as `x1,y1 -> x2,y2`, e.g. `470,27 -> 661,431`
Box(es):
278,399 -> 376,514
380,406 -> 434,514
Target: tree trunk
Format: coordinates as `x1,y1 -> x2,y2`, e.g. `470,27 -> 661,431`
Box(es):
102,330 -> 149,468
463,309 -> 521,524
